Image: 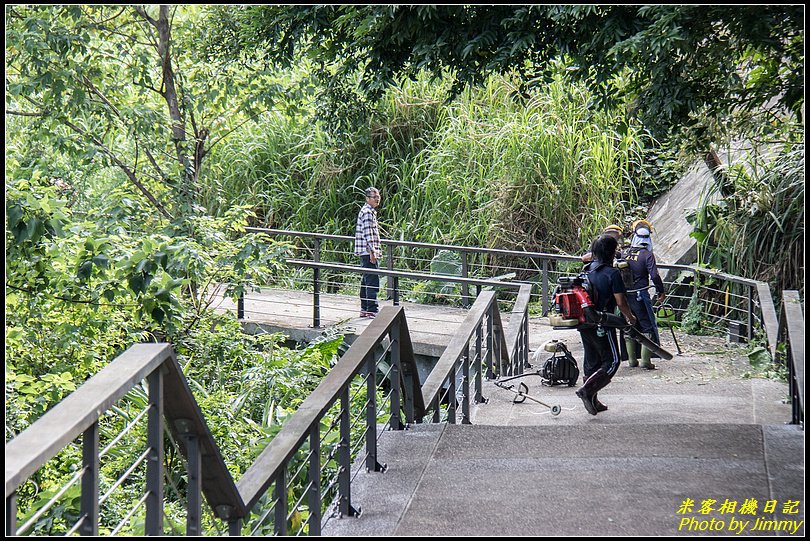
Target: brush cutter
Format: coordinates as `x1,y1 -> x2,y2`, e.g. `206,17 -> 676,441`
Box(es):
494,374 -> 562,416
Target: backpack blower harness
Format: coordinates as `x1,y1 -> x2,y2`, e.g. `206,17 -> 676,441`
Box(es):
550,267 -> 673,360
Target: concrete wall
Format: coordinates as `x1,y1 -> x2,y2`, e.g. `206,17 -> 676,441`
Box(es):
646,143 -> 755,267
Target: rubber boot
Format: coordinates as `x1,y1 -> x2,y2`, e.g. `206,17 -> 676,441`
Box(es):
626,337 -> 639,367
640,333 -> 657,370
593,392 -> 608,412
576,370 -> 611,415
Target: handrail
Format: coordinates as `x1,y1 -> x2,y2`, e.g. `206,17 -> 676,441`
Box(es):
419,284 -> 532,422
756,282 -> 780,359
248,227 -> 774,288
6,344 -> 172,498
780,290 -> 804,426
288,258 -> 526,290
5,344 -> 246,535
244,227 -> 781,355
246,227 -> 579,262
420,291 -> 502,415
6,305 -> 431,536
236,305 -> 424,512
504,284 -> 533,375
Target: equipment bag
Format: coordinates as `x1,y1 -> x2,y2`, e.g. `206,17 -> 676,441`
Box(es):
539,341 -> 580,387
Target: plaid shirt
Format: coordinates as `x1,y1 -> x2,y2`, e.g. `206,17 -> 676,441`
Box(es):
354,203 -> 381,258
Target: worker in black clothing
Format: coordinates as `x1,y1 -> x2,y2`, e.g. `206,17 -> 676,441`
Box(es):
575,234 -> 637,415
623,221 -> 666,369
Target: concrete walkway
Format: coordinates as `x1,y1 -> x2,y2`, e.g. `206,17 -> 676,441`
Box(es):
217,287 -> 804,536
320,333 -> 804,537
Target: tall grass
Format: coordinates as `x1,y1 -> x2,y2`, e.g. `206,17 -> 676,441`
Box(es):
201,69 -> 654,257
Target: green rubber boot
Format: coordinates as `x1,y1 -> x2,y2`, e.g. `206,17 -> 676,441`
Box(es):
626,337 -> 639,367
640,333 -> 657,370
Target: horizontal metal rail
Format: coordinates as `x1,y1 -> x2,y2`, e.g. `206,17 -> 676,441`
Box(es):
242,227 -> 779,352
288,258 -> 527,290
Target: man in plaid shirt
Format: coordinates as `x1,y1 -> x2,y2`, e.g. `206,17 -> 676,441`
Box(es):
354,187 -> 382,318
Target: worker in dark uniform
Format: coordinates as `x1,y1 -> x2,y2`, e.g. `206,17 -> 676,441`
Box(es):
575,234 -> 637,415
623,221 -> 666,369
581,224 -> 624,264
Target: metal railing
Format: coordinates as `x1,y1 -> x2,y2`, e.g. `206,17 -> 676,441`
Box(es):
5,344 -> 244,536
242,227 -> 779,348
420,284 -> 532,425
6,285 -> 530,536
779,290 -> 804,426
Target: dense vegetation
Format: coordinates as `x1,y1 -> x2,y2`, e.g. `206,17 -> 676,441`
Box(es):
5,4 -> 803,534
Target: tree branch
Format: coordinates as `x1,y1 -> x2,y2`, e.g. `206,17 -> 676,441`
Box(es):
5,109 -> 47,117
60,116 -> 174,221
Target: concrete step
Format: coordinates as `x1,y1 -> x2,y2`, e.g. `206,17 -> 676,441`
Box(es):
322,423 -> 804,536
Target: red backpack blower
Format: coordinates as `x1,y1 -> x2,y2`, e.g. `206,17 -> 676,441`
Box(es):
550,271 -> 673,360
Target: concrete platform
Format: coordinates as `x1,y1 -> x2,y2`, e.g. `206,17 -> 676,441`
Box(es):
322,423 -> 803,536
320,328 -> 803,537
216,287 -> 804,536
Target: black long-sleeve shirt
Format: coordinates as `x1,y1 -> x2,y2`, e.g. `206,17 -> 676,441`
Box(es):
623,247 -> 666,294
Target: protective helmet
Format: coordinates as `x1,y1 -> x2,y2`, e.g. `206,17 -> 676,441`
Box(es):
631,221 -> 653,251
603,224 -> 623,236
632,219 -> 653,234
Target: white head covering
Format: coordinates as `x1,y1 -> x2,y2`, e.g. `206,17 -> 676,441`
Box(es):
631,227 -> 653,252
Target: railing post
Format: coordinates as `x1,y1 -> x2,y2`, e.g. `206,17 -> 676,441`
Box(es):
274,467 -> 287,535
475,318 -> 484,403
523,310 -> 530,371
432,397 -> 440,423
390,324 -> 404,430
313,238 -> 321,328
386,245 -> 394,301
542,259 -> 549,315
145,368 -> 164,536
462,344 -> 471,424
448,364 -> 457,424
393,276 -> 400,306
6,492 -> 16,536
404,366 -> 416,424
781,291 -> 805,426
461,252 -> 470,308
237,293 -> 245,320
493,311 -> 503,377
308,425 -> 321,535
747,284 -> 754,342
80,422 -> 99,535
486,309 -> 494,379
365,353 -> 385,472
175,419 -> 201,536
338,388 -> 359,517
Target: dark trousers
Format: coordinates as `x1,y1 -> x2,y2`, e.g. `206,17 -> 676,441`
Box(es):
578,327 -> 622,380
359,255 -> 379,313
627,290 -> 660,343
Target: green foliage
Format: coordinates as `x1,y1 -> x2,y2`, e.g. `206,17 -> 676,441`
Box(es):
5,5 -> 295,223
209,5 -> 804,153
201,69 -> 655,256
680,294 -> 709,336
741,333 -> 788,382
688,142 -> 804,296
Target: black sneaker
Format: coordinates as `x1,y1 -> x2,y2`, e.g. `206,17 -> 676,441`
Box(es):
576,388 -> 598,416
